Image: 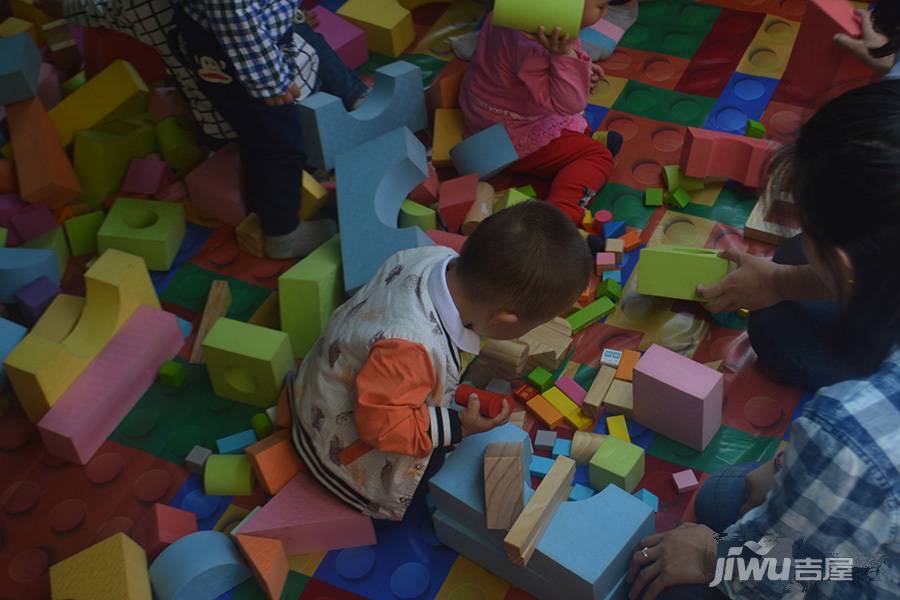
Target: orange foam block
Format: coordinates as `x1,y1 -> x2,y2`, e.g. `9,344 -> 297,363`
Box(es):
7,96 -> 81,208
245,429 -> 305,495
37,305 -> 183,464
526,394 -> 564,429
236,535 -> 289,600
680,127 -> 777,189
238,471 -> 376,555
132,503 -> 198,561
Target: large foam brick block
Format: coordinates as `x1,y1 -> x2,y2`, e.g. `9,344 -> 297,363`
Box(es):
337,0 -> 414,58
335,127 -> 432,293
637,245 -> 731,302
0,32 -> 41,105
315,7 -> 368,69
680,127 -> 777,189
149,531 -> 251,600
38,305 -> 182,464
97,197 -> 186,270
202,317 -> 294,408
633,344 -> 723,451
299,60 -> 427,171
0,247 -> 58,303
450,123 -> 519,180
50,533 -> 152,600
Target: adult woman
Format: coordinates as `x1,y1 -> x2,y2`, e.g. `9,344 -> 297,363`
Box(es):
625,81 -> 900,599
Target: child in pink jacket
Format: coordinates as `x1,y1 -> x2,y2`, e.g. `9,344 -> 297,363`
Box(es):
460,1 -> 619,224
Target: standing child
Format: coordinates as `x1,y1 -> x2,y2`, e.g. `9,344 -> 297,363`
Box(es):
460,0 -> 620,225
290,202 -> 592,520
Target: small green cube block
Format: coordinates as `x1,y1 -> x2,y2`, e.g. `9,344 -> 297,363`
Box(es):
589,436 -> 645,493
251,412 -> 274,440
399,199 -> 437,230
97,197 -> 186,270
204,454 -> 255,496
662,165 -> 681,192
644,188 -> 663,207
158,360 -> 186,389
566,296 -> 615,333
63,211 -> 105,257
670,188 -> 692,209
637,245 -> 731,302
527,366 -> 555,393
745,119 -> 766,139
0,226 -> 7,247
596,278 -> 623,302
681,175 -> 705,192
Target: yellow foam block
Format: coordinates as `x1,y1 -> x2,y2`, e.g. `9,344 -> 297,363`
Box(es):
338,0 -> 415,58
30,294 -> 85,342
9,0 -> 51,44
0,17 -> 38,43
736,15 -> 800,79
299,171 -> 329,220
435,556 -> 510,600
5,249 -> 159,422
50,533 -> 151,600
432,108 -> 464,168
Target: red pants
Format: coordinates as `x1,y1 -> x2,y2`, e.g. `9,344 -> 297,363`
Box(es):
508,129 -> 614,224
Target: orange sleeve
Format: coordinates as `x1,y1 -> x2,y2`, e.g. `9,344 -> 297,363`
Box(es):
355,339 -> 437,458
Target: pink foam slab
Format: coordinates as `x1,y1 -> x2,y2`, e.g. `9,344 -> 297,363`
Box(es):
314,7 -> 369,70
555,376 -> 586,406
239,471 -> 376,555
185,143 -> 246,226
38,306 -> 183,465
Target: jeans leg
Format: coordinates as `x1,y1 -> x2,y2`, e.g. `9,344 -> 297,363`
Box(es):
694,462 -> 760,534
295,23 -> 368,110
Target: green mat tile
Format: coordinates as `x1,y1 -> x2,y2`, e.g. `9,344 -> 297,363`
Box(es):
619,0 -> 720,58
229,571 -> 310,600
647,425 -> 780,473
590,183 -> 657,228
612,81 -> 717,127
682,184 -> 756,228
160,263 -> 270,321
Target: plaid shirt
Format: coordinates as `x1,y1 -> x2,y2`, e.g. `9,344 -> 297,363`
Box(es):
720,349 -> 900,598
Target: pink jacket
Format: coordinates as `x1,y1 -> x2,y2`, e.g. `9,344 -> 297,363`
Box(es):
459,13 -> 592,158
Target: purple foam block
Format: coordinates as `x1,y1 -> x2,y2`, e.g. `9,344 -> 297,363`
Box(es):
0,194 -> 26,226
10,205 -> 56,243
14,275 -> 60,325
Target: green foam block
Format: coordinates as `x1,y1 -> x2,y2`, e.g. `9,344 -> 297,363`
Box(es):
644,188 -> 663,207
495,187 -> 532,211
158,360 -> 186,389
97,197 -> 185,270
399,199 -> 437,230
670,188 -> 692,209
0,227 -> 6,247
156,116 -> 204,172
745,119 -> 766,139
22,226 -> 69,276
493,0 -> 585,38
251,413 -> 273,440
63,210 -> 105,257
637,245 -> 731,302
589,436 -> 645,493
204,454 -> 255,496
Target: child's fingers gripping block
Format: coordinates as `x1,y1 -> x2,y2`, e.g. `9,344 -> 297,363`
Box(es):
299,61 -> 428,171
450,123 -> 519,180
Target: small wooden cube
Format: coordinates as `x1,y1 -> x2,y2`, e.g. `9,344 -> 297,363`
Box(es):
644,188 -> 664,207
527,366 -> 555,392
595,252 -> 618,274
605,238 -> 625,258
534,430 -> 557,451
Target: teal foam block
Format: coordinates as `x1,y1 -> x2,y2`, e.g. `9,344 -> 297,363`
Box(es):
0,33 -> 41,105
299,61 -> 428,170
335,127 -> 432,293
0,317 -> 27,387
0,247 -> 58,303
450,123 -> 519,180
215,429 -> 257,454
148,530 -> 251,600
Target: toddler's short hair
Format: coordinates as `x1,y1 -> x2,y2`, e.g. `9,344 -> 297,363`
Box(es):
456,201 -> 592,319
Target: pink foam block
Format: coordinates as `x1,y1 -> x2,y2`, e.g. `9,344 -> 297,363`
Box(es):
121,158 -> 173,197
314,7 -> 369,70
595,252 -> 618,273
438,174 -> 478,233
672,469 -> 699,494
38,306 -> 183,464
426,229 -> 466,252
680,128 -> 777,189
409,164 -> 439,206
184,143 -> 246,226
239,471 -> 376,554
633,344 -> 723,452
555,376 -> 586,406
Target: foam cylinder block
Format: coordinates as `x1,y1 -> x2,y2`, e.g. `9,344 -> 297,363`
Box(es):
148,531 -> 251,600
493,0 -> 586,38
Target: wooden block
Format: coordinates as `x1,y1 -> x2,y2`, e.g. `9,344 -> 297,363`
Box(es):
529,455 -> 555,478
520,318 -> 573,371
314,7 -> 368,69
534,430 -> 557,451
606,415 -> 630,443
97,197 -> 186,270
245,430 -> 305,496
526,366 -> 554,392
184,143 -> 246,226
620,230 -> 642,252
672,469 -> 699,494
239,471 -> 376,554
50,533 -> 151,600
503,455 -> 575,566
438,173 -> 478,233
455,384 -> 510,419
433,108 -> 465,167
744,194 -> 801,246
235,535 -> 289,600
633,344 -> 723,452
680,127 -> 776,189
461,182 -> 495,235
566,296 -> 615,334
637,245 -> 731,302
594,252 -> 618,274
570,431 -> 608,465
483,442 -> 525,530
526,394 -> 564,429
604,379 -> 634,420
582,365 -> 615,419
148,531 -> 251,600
337,0 -> 415,57
236,213 -> 265,258
38,306 -> 182,464
589,436 -> 644,493
7,96 -> 82,208
604,237 -> 624,257
614,349 -> 641,382
189,280 -> 231,364
132,503 -> 199,561
555,376 -> 586,406
509,410 -> 526,429
450,123 -> 519,180
542,387 -> 579,418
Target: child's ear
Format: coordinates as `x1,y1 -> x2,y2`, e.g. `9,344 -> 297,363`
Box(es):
489,310 -> 520,327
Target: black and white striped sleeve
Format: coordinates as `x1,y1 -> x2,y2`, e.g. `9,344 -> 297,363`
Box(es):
429,406 -> 462,449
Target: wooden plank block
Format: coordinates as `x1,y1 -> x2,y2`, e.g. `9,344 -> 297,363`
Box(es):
503,455 -> 575,566
604,379 -> 634,420
614,349 -> 641,382
606,415 -> 630,443
483,442 -> 525,530
582,365 -> 615,419
570,431 -> 608,465
189,279 -> 231,364
525,394 -> 564,429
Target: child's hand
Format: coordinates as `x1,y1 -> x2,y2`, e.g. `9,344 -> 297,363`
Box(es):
537,26 -> 576,56
834,9 -> 893,74
266,83 -> 301,107
590,63 -> 604,91
459,395 -> 511,437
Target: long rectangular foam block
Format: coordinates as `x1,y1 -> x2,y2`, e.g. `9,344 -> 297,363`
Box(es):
679,127 -> 776,189
38,305 -> 182,464
637,245 -> 731,302
0,32 -> 41,105
238,471 -> 376,554
299,60 -> 427,171
633,343 -> 723,451
336,127 -> 432,292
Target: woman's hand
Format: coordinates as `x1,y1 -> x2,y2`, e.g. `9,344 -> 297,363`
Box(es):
626,523 -> 718,600
833,9 -> 893,74
537,26 -> 576,56
740,460 -> 776,516
459,395 -> 510,437
697,248 -> 783,313
590,63 -> 605,91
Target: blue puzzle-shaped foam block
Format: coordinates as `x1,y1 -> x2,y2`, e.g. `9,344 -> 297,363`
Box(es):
703,73 -> 779,135
569,483 -> 595,501
0,248 -> 59,303
0,33 -> 41,105
336,127 -> 433,293
450,123 -> 519,180
633,488 -> 659,512
0,317 -> 27,388
149,531 -> 251,600
168,474 -> 232,530
299,60 -> 428,170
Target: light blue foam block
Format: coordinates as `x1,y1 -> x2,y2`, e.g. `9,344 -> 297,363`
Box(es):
552,438 -> 573,459
0,248 -> 59,303
569,483 -> 595,501
215,429 -> 257,454
299,60 -> 428,170
0,33 -> 41,105
529,454 -> 556,478
335,127 -> 433,293
633,488 -> 659,512
450,123 -> 519,180
0,317 -> 27,388
148,530 -> 251,600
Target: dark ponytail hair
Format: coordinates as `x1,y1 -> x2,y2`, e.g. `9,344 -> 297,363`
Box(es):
767,80 -> 900,374
870,1 -> 900,59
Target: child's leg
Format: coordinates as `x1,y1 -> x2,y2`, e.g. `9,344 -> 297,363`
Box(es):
507,130 -> 615,223
295,23 -> 369,110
